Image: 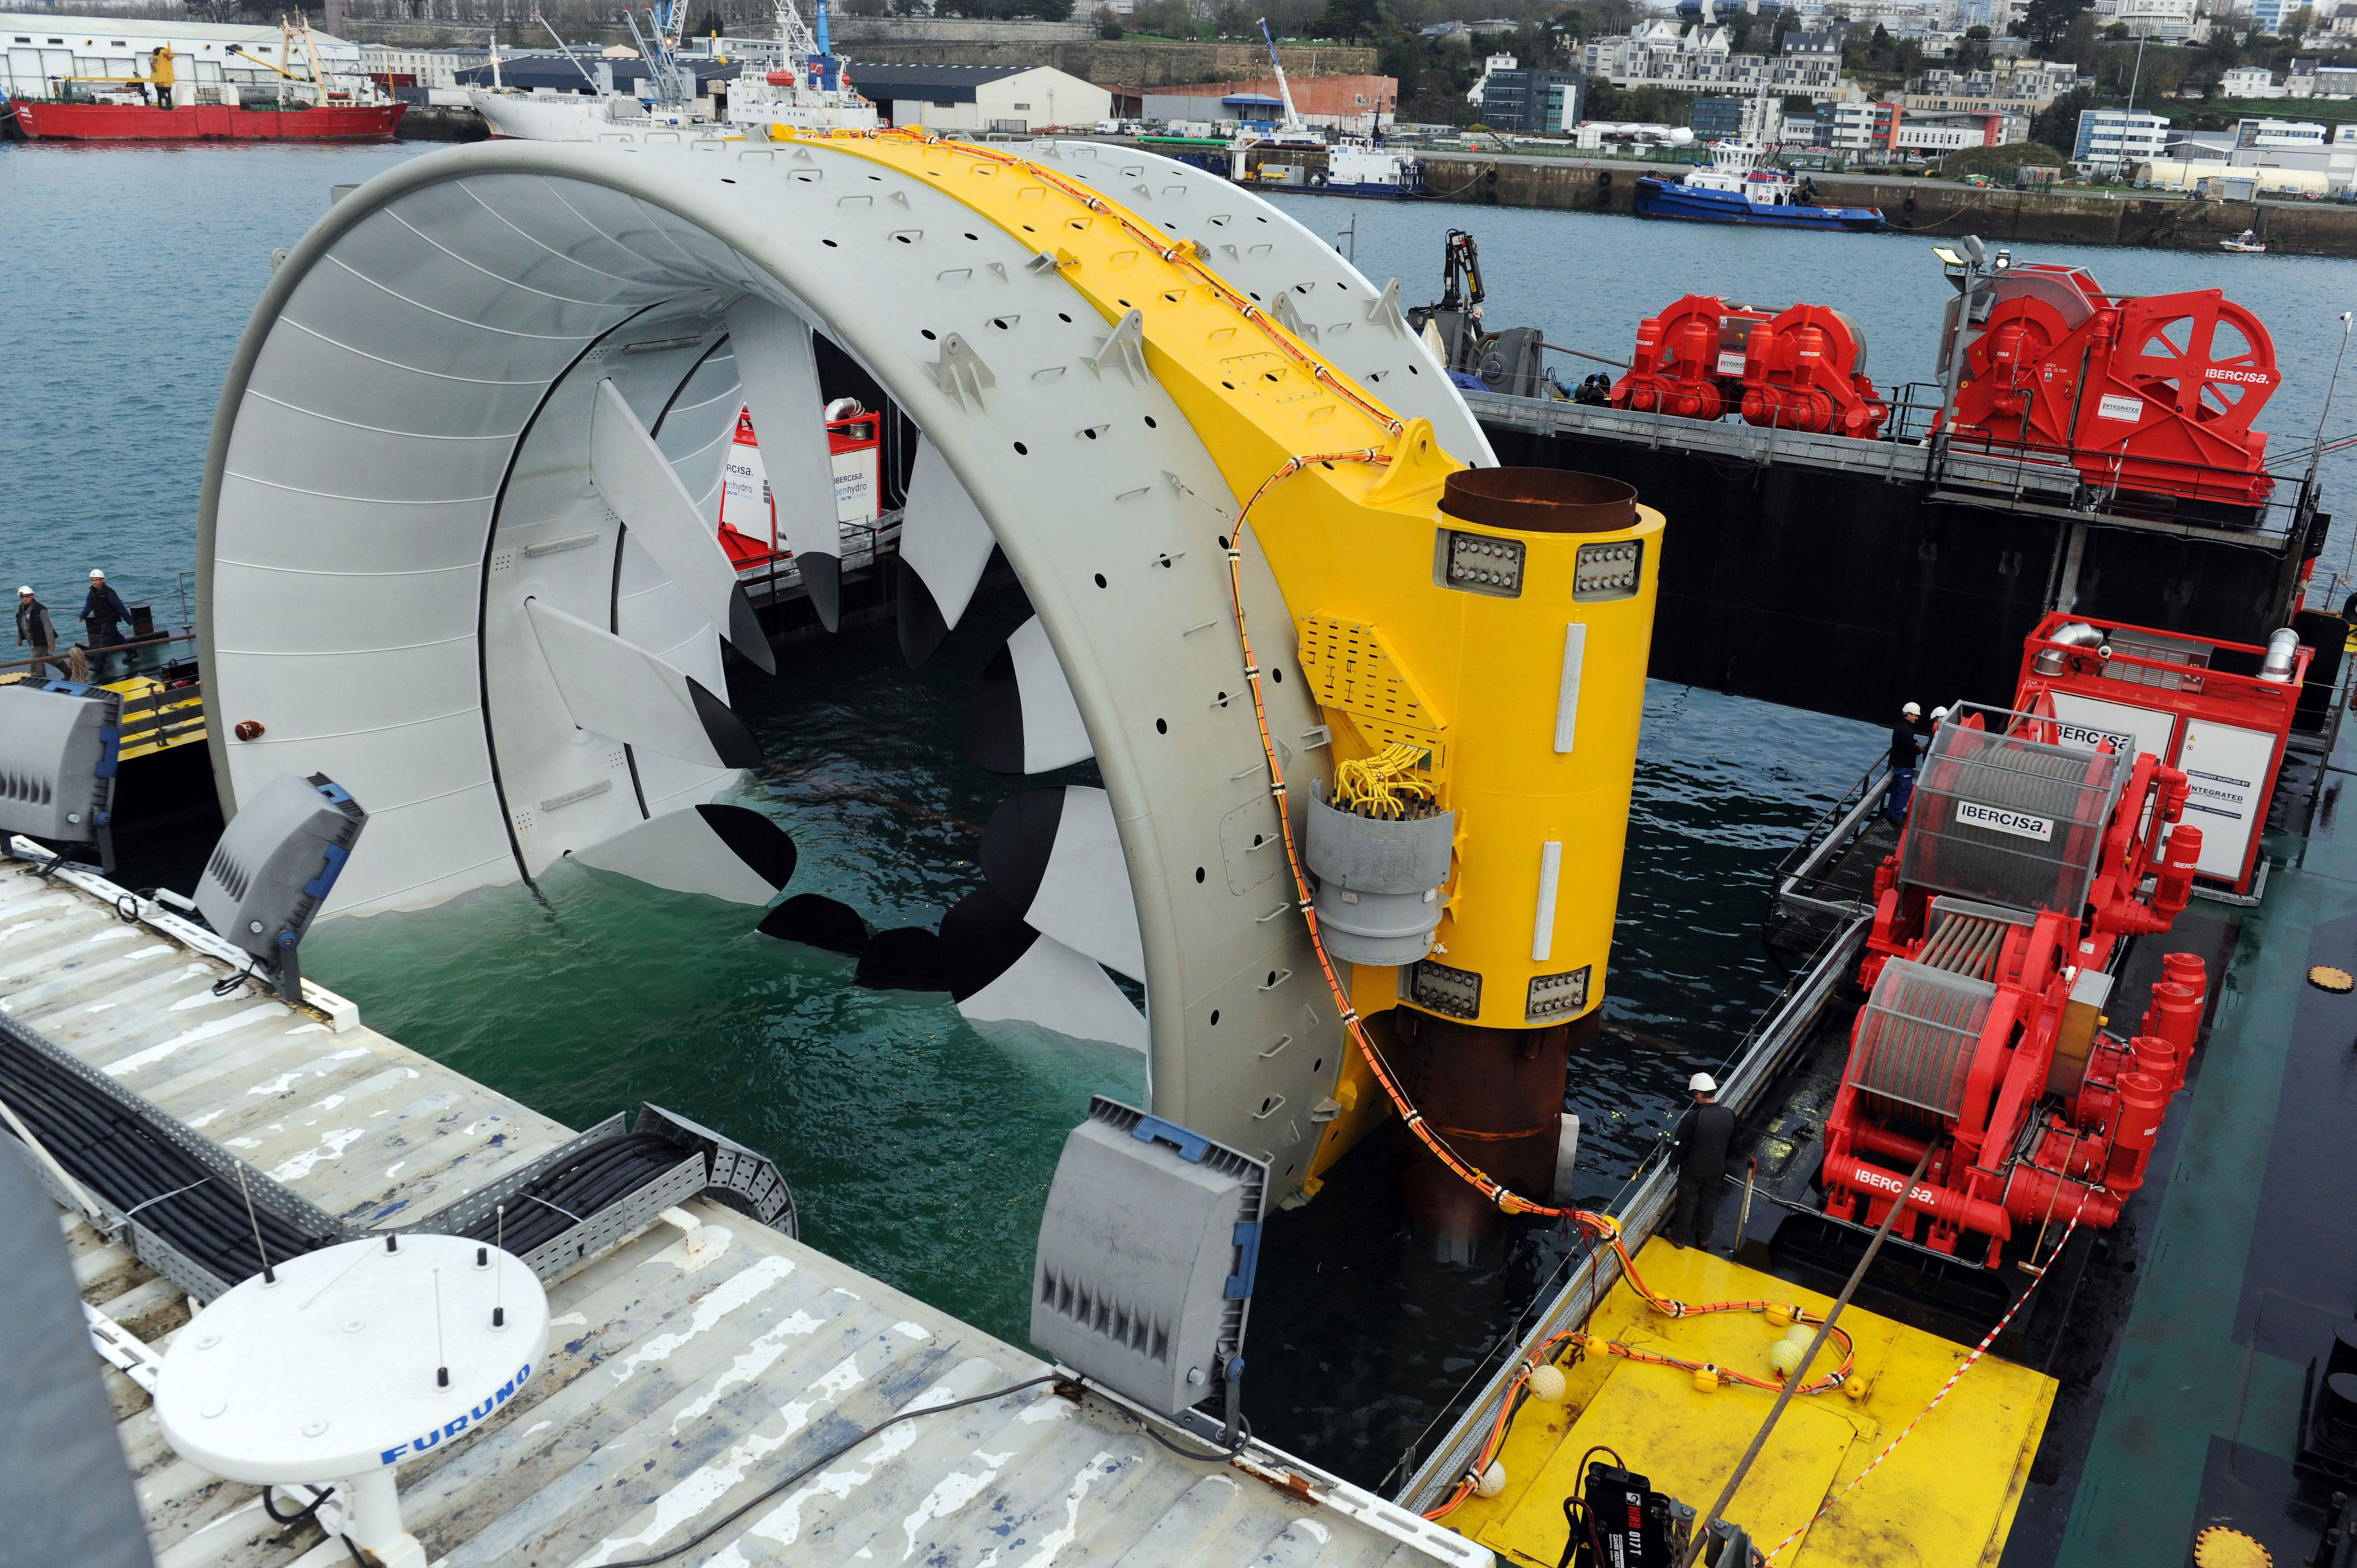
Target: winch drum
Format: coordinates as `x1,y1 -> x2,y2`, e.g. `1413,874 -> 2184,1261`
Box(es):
1897,724 -> 2124,914
1845,959 -> 1997,1129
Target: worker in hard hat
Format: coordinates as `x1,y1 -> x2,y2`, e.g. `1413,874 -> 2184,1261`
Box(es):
148,44 -> 175,108
1669,1072 -> 1737,1251
1886,701 -> 1926,824
15,585 -> 59,682
80,569 -> 132,676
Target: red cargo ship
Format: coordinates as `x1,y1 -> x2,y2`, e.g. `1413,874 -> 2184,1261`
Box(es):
7,98 -> 402,140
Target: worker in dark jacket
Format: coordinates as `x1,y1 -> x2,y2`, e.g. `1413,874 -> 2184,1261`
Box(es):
1885,701 -> 1925,824
81,569 -> 132,677
16,585 -> 59,681
1670,1073 -> 1738,1251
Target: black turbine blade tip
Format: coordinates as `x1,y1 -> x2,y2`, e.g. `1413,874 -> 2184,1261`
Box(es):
939,884 -> 1039,1004
963,640 -> 1025,774
800,551 -> 841,634
896,557 -> 953,670
979,787 -> 1064,918
686,677 -> 765,771
728,584 -> 778,676
694,804 -> 796,893
758,892 -> 870,954
855,926 -> 948,991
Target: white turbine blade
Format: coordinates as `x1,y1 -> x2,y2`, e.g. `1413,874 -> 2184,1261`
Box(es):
589,378 -> 774,673
984,786 -> 1144,981
966,615 -> 1093,774
958,933 -> 1148,1052
902,434 -> 995,629
524,599 -> 760,771
574,803 -> 795,906
725,295 -> 842,625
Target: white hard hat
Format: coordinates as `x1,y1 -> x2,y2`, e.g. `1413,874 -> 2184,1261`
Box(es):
15,586 -> 29,595
1901,701 -> 1921,717
1932,706 -> 1950,721
1689,1072 -> 1718,1095
89,569 -> 104,579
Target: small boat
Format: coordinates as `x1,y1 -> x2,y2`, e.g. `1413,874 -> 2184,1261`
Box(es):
2220,229 -> 2267,253
1635,138 -> 1885,232
1310,135 -> 1424,198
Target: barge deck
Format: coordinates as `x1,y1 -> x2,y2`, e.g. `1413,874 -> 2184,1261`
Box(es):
1400,662 -> 2357,1568
0,848 -> 1475,1568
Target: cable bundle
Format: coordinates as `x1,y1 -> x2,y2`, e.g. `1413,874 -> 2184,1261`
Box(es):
0,1024 -> 332,1285
1330,743 -> 1439,820
449,1132 -> 696,1256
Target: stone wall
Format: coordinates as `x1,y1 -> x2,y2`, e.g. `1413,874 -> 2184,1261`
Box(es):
827,16 -> 1093,44
1414,154 -> 2357,257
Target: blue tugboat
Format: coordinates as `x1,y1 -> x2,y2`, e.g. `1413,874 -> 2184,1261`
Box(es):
1634,137 -> 1886,232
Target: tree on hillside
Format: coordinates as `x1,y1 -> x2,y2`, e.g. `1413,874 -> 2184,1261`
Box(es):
2030,83 -> 2091,148
2021,0 -> 2089,46
1310,0 -> 1382,40
2063,7 -> 2099,68
690,7 -> 725,37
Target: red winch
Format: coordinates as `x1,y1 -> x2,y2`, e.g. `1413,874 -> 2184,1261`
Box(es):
1739,303 -> 1890,439
1821,650 -> 2225,1265
1941,262 -> 2279,508
1612,294 -> 1769,422
1613,295 -> 1888,439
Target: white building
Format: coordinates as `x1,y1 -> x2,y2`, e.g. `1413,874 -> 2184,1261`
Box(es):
2092,0 -> 2200,36
2073,106 -> 2169,170
0,10 -> 362,100
1580,19 -> 1843,98
2222,64 -> 2284,96
1894,107 -> 2024,150
843,62 -> 1109,132
356,45 -> 486,91
1903,58 -> 2088,115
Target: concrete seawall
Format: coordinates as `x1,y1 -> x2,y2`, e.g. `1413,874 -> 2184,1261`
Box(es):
1413,153 -> 2357,257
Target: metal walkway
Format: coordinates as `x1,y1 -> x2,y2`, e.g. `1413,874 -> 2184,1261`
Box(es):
0,853 -> 1484,1568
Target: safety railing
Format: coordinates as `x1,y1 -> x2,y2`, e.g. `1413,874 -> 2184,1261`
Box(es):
1770,759 -> 1894,924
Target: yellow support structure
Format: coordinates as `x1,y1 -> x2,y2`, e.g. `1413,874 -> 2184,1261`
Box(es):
827,134 -> 1661,1186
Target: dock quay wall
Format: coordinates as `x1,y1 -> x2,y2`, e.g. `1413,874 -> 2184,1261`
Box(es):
1471,400 -> 2324,727
1414,153 -> 2357,257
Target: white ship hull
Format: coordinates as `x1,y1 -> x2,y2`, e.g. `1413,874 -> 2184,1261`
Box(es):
468,88 -> 713,142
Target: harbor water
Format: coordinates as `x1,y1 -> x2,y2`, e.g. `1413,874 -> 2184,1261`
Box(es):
4,140 -> 2352,1483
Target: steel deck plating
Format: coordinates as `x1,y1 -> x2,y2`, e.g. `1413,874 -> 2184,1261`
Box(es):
0,854 -> 1483,1567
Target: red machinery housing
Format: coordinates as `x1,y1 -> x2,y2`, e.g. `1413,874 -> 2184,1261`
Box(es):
1942,263 -> 2279,509
1613,294 -> 1769,423
1614,295 -> 1889,439
1739,303 -> 1890,439
716,400 -> 882,569
1822,676 -> 2215,1265
2014,612 -> 2309,895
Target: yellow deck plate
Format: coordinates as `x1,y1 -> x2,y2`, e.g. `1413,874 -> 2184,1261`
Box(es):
1447,1240 -> 2056,1568
105,673 -> 207,760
